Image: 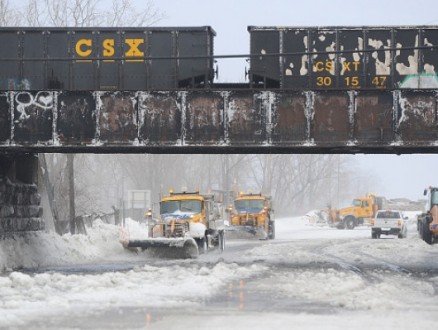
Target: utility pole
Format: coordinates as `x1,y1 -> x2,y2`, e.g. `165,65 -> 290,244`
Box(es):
67,154 -> 76,235
224,154 -> 230,207
337,154 -> 341,208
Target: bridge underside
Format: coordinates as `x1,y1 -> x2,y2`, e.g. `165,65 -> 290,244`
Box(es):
1,89 -> 438,154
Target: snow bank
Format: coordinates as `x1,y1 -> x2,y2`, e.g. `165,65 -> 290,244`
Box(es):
0,219 -> 142,271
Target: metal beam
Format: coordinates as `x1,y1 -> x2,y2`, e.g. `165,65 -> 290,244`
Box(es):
1,89 -> 437,154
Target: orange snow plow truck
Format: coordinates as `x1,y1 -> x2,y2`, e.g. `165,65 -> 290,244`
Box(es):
417,186 -> 438,244
324,193 -> 384,230
226,192 -> 275,239
120,190 -> 225,257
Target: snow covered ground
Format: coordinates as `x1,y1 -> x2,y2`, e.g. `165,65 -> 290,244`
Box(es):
0,214 -> 437,329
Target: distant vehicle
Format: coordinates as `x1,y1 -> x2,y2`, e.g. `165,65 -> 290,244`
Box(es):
417,187 -> 438,244
226,192 -> 275,240
120,190 -> 225,257
371,210 -> 407,239
321,193 -> 384,230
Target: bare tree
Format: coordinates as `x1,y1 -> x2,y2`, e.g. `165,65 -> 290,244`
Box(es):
0,0 -> 20,26
243,154 -> 356,216
20,0 -> 164,27
105,0 -> 164,27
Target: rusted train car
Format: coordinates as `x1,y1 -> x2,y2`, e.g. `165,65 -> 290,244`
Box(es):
249,26 -> 438,89
0,26 -> 216,91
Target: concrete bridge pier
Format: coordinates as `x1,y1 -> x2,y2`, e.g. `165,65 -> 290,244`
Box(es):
0,153 -> 45,236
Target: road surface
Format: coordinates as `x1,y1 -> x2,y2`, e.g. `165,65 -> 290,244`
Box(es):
1,215 -> 437,329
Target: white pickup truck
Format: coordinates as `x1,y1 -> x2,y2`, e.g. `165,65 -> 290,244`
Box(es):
371,210 -> 408,239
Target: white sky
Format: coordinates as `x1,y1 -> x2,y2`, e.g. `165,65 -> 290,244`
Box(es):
146,0 -> 438,201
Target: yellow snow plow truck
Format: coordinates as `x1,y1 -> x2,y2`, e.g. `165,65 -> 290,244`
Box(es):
417,186 -> 438,244
324,193 -> 384,230
226,192 -> 275,239
120,190 -> 225,257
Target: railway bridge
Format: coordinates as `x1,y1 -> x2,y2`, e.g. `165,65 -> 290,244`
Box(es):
1,24 -> 438,234
1,88 -> 438,234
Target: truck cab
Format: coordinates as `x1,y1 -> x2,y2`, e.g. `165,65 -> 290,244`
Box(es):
120,190 -> 225,257
328,194 -> 382,229
155,191 -> 224,249
156,192 -> 206,238
228,193 -> 275,239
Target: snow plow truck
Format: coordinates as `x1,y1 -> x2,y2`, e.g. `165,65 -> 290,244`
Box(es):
322,193 -> 384,230
417,186 -> 438,244
120,190 -> 225,257
226,192 -> 275,239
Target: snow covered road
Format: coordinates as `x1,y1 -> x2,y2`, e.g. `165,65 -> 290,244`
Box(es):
1,215 -> 437,329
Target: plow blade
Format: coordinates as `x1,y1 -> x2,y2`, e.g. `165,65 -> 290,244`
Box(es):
121,237 -> 199,258
225,225 -> 267,240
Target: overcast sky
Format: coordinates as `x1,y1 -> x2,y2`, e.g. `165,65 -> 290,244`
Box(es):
145,0 -> 438,201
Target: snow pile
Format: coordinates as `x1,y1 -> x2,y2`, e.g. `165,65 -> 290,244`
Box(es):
303,209 -> 327,225
120,217 -> 150,240
0,219 -> 143,271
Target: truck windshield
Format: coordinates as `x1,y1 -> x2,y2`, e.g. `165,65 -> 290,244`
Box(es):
352,199 -> 361,206
160,200 -> 202,214
234,199 -> 264,213
431,191 -> 438,205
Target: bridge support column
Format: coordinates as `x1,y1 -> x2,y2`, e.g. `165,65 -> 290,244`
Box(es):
0,153 -> 45,236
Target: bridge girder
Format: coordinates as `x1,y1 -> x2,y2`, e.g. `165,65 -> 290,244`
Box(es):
1,89 -> 438,154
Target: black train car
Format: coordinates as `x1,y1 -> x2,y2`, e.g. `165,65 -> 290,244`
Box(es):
249,26 -> 438,90
0,26 -> 215,91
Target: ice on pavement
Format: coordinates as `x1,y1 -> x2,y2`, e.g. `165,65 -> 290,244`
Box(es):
1,214 -> 437,329
0,218 -> 269,327
0,261 -> 266,328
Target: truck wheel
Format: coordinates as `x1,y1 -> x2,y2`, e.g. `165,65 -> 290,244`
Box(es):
345,217 -> 355,230
418,221 -> 423,239
371,232 -> 377,239
197,237 -> 208,253
421,220 -> 433,245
